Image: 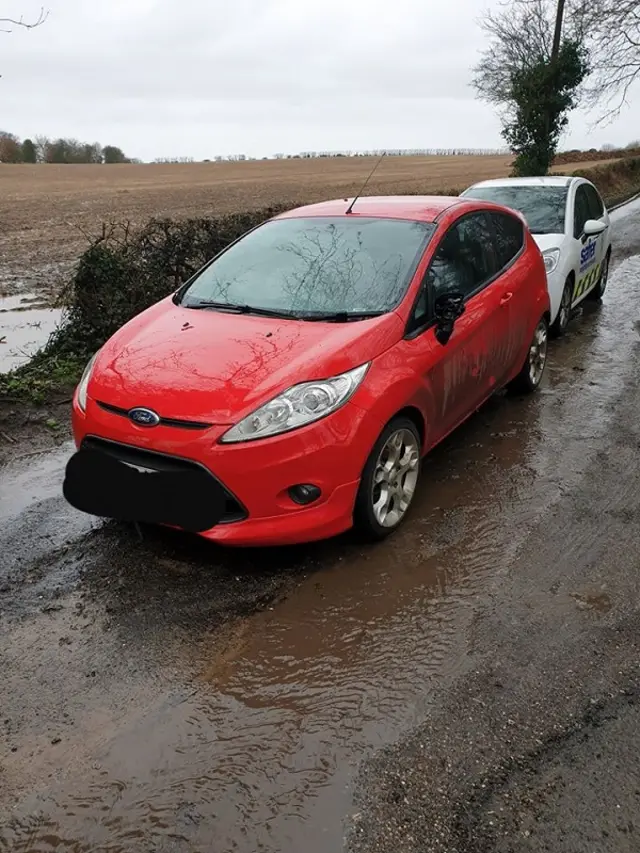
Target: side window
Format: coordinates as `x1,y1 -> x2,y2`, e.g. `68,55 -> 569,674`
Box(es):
573,185 -> 591,238
427,213 -> 497,301
490,212 -> 525,270
584,184 -> 604,220
412,285 -> 429,328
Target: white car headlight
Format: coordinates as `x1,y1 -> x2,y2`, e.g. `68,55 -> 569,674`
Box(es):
220,363 -> 370,443
76,351 -> 99,412
542,248 -> 561,275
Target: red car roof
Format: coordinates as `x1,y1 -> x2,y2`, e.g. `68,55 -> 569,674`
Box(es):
274,195 -> 465,223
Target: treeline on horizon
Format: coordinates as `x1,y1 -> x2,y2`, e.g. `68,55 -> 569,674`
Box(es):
1,129 -> 639,167
0,131 -> 136,164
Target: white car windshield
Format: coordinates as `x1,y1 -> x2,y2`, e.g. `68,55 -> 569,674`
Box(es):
178,216 -> 435,319
463,186 -> 568,235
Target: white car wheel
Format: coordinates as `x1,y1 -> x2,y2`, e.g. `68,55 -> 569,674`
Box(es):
550,278 -> 573,338
590,251 -> 610,301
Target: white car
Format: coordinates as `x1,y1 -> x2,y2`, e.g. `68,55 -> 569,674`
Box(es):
460,176 -> 612,337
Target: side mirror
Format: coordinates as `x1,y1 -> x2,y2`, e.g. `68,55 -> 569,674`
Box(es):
583,219 -> 607,238
434,291 -> 465,345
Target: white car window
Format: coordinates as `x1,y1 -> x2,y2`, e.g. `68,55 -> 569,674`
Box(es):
584,184 -> 604,220
462,186 -> 567,235
573,186 -> 591,238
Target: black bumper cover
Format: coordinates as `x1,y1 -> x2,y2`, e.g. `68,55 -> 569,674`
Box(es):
62,446 -> 226,533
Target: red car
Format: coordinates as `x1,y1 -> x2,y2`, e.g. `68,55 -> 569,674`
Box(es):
66,195 -> 550,546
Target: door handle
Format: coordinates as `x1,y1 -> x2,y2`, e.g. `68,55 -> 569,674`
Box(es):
500,292 -> 513,305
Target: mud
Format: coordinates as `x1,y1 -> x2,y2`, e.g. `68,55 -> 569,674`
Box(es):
1,203 -> 640,852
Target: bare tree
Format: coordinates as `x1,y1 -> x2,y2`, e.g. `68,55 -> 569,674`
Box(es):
0,130 -> 22,162
503,0 -> 640,125
474,1 -> 588,104
0,5 -> 48,33
575,0 -> 640,124
473,0 -> 589,175
34,134 -> 50,162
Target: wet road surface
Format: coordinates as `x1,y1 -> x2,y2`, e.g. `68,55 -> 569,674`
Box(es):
2,203 -> 640,851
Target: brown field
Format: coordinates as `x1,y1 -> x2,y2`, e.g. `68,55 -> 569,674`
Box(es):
0,154 -> 614,297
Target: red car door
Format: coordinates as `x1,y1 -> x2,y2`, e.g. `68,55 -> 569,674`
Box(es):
484,209 -> 532,384
404,211 -> 512,444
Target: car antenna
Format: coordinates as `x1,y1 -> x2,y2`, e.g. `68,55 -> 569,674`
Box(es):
345,151 -> 386,215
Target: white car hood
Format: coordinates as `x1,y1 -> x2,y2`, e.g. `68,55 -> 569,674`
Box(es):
532,233 -> 565,252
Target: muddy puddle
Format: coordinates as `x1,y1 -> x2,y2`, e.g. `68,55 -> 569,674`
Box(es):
0,293 -> 63,373
2,249 -> 640,851
0,442 -> 97,582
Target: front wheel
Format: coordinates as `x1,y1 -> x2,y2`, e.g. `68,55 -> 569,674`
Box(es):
549,278 -> 573,338
507,316 -> 549,394
354,416 -> 422,541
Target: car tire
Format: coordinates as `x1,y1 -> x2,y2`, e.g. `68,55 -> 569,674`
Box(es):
353,416 -> 422,541
589,249 -> 610,301
549,278 -> 573,338
507,315 -> 549,395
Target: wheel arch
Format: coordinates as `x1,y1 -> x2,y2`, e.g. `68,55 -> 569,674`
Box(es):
388,406 -> 426,451
366,404 -> 427,458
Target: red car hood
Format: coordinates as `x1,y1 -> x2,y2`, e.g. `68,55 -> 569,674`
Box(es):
89,297 -> 402,423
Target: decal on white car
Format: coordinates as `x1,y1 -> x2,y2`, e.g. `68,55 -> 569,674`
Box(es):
579,238 -> 598,273
574,259 -> 602,301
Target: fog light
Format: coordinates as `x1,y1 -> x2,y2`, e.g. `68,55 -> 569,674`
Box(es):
288,484 -> 321,505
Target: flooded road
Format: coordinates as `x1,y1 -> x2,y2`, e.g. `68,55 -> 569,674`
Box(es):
2,205 -> 640,852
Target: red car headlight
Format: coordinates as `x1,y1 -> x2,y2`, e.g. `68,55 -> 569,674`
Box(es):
76,351 -> 99,413
220,362 -> 370,444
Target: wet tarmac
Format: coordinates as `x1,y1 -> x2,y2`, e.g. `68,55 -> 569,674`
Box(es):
2,204 -> 640,852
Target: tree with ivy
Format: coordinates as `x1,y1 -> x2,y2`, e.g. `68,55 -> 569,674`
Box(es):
473,0 -> 589,176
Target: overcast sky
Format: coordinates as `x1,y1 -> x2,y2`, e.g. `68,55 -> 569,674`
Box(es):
2,0 -> 639,161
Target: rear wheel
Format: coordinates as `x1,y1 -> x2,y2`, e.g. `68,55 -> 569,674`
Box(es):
549,278 -> 573,338
589,250 -> 610,301
354,416 -> 422,541
507,316 -> 549,394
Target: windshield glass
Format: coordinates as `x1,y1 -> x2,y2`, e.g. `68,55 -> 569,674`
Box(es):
462,186 -> 568,235
178,216 -> 435,317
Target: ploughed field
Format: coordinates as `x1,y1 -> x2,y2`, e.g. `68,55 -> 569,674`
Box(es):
0,154 -> 610,297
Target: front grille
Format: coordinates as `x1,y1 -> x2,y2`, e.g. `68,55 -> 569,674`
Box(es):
97,401 -> 213,431
81,435 -> 247,524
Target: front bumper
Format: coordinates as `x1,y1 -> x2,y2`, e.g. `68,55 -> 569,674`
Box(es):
70,393 -> 379,546
546,263 -> 571,324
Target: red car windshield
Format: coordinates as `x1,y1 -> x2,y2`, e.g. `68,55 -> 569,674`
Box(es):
178,216 -> 435,319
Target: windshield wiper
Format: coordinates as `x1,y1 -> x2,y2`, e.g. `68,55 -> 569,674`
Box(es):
184,301 -> 299,319
301,310 -> 386,322
183,301 -> 386,322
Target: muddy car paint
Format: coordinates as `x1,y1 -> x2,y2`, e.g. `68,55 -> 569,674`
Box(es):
68,196 -> 550,546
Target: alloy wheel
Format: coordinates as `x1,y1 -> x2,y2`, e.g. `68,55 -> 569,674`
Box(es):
371,428 -> 420,528
599,255 -> 609,295
558,284 -> 572,331
528,320 -> 548,387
